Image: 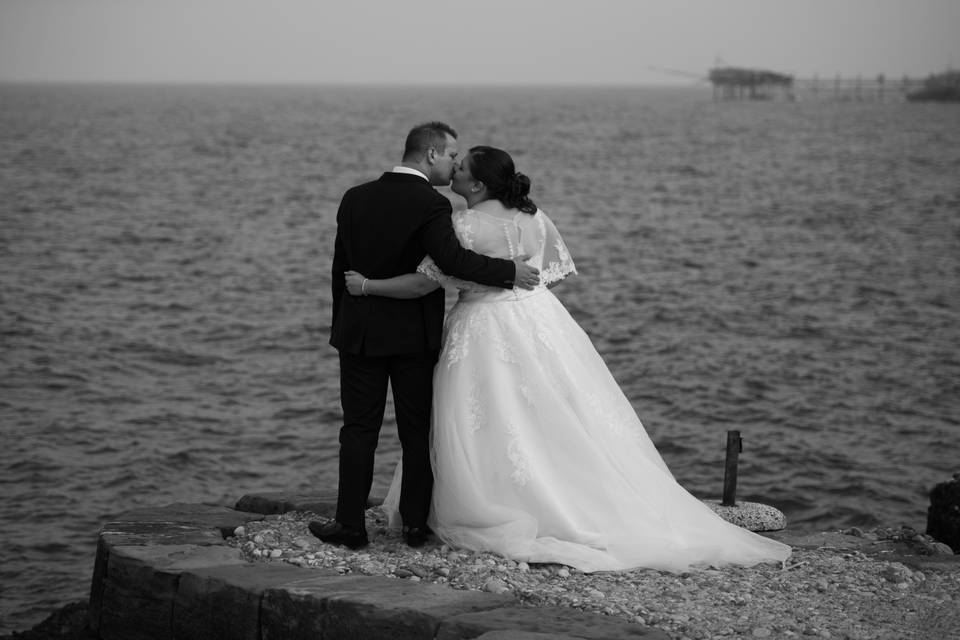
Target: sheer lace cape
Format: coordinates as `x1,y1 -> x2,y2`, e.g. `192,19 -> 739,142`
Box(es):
417,208 -> 576,293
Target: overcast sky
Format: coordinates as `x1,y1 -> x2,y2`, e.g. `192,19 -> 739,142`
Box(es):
1,0 -> 957,85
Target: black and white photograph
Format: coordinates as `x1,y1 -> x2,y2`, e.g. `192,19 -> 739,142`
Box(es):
1,1 -> 958,638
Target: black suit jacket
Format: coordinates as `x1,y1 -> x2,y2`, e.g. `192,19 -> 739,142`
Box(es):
330,172 -> 516,356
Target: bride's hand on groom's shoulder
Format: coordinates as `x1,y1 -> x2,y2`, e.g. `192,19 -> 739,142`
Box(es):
344,270 -> 367,296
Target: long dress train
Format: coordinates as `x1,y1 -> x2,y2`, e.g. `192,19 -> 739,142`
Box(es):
384,208 -> 791,573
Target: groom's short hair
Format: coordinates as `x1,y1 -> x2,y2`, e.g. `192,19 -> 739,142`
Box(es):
402,122 -> 458,161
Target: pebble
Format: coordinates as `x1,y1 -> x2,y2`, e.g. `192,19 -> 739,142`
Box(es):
880,563 -> 912,584
410,565 -> 430,578
926,541 -> 955,555
483,578 -> 510,594
293,536 -> 313,550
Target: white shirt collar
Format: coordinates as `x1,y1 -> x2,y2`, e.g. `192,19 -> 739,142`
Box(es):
391,166 -> 429,182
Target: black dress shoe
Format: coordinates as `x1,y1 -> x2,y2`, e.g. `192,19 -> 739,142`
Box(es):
403,525 -> 433,548
308,520 -> 369,550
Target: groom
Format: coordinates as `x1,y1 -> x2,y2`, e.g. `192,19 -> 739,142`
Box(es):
313,122 -> 539,549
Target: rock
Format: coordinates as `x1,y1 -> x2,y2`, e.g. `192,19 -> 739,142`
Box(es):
293,536 -> 313,550
2,601 -> 97,639
926,474 -> 960,553
880,563 -> 912,584
702,500 -> 787,532
410,565 -> 431,578
924,540 -> 956,555
483,578 -> 510,594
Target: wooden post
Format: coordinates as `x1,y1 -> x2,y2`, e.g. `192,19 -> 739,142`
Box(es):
721,430 -> 742,506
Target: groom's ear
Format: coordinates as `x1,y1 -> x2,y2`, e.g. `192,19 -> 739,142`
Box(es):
425,147 -> 438,164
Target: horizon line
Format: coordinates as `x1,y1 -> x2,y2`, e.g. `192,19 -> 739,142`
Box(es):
0,77 -> 706,89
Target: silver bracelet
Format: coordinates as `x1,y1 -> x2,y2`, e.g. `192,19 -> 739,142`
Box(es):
361,278 -> 369,295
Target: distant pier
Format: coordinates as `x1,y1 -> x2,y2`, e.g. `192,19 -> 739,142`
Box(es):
709,66 -> 928,102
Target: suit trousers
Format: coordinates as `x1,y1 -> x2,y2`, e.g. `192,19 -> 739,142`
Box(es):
335,350 -> 437,531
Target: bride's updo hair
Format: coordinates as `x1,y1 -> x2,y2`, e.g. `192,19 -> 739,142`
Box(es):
467,146 -> 537,214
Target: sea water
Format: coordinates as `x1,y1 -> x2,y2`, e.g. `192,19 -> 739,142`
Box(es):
1,83 -> 957,632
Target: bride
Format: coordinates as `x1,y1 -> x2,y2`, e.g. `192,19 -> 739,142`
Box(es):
343,145 -> 791,573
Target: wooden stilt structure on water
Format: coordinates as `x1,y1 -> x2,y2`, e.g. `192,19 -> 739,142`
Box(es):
650,64 -> 951,102
706,66 -> 929,102
709,67 -> 794,101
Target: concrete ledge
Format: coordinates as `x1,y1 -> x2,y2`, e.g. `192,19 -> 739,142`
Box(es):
87,495 -> 669,640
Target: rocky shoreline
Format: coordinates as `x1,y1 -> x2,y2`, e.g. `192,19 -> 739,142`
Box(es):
222,508 -> 959,640
6,505 -> 958,640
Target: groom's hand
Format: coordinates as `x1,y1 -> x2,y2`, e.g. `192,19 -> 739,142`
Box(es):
512,259 -> 540,290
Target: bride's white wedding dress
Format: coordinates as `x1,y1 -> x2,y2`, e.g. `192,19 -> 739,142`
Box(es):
384,208 -> 791,572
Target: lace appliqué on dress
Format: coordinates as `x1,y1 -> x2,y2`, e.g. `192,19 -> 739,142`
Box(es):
541,237 -> 576,285
454,211 -> 476,249
417,256 -> 490,293
585,392 -> 636,438
505,420 -> 531,486
539,211 -> 577,286
464,371 -> 485,434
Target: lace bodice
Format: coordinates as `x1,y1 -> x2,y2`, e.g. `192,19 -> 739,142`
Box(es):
418,208 -> 576,300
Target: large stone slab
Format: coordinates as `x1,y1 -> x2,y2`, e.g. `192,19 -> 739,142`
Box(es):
99,520 -> 225,547
436,606 -> 669,640
109,502 -> 265,537
235,491 -> 385,516
476,633 -> 582,640
261,574 -> 514,640
172,563 -> 331,640
87,498 -> 667,640
236,491 -> 340,516
94,543 -> 247,640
